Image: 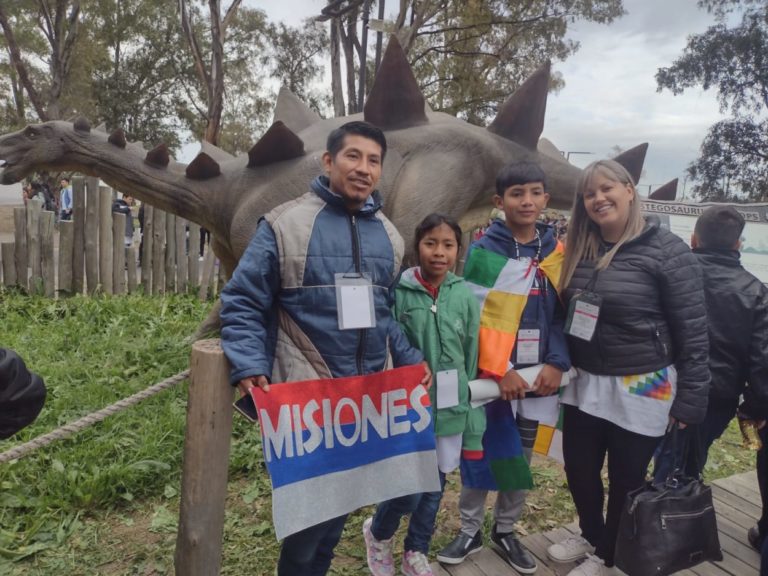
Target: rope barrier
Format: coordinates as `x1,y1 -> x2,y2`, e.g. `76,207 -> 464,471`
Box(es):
0,369 -> 189,464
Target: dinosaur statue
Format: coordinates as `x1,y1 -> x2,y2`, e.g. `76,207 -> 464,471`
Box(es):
0,36 -> 654,279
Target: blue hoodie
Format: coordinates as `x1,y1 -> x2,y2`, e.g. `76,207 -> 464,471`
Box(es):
470,220 -> 570,372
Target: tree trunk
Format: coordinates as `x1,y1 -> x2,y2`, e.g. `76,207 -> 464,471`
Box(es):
0,6 -> 49,120
330,17 -> 345,117
340,10 -> 359,115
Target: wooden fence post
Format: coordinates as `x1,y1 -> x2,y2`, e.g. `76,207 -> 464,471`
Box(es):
27,198 -> 43,293
152,208 -> 166,295
166,212 -> 176,293
188,222 -> 200,289
126,247 -> 138,293
176,218 -> 188,293
2,242 -> 16,287
99,186 -> 114,294
40,211 -> 55,297
13,207 -> 27,289
174,339 -> 233,576
85,177 -> 100,294
113,212 -> 126,295
72,176 -> 86,294
141,204 -> 154,294
58,221 -> 74,294
198,248 -> 216,301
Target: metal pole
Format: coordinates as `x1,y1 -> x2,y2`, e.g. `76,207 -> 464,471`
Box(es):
374,0 -> 385,73
358,0 -> 372,110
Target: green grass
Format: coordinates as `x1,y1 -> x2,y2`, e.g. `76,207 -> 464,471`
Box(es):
0,289 -> 759,574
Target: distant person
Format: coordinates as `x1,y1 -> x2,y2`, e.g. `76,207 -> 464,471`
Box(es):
59,178 -> 73,220
199,227 -> 210,259
653,205 -> 768,546
0,348 -> 46,439
112,193 -> 135,247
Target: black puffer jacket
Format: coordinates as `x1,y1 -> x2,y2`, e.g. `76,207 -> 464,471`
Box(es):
0,348 -> 46,439
564,220 -> 710,424
694,249 -> 768,419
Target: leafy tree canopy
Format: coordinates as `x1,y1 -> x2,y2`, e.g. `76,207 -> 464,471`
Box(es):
656,0 -> 767,201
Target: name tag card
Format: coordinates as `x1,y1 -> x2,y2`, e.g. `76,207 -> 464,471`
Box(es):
335,273 -> 376,330
564,291 -> 602,341
516,328 -> 541,365
436,369 -> 459,409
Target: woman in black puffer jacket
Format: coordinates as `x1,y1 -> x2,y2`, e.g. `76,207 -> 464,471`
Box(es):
545,160 -> 709,576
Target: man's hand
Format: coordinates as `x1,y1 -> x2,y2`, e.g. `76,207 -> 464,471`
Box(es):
420,362 -> 433,389
532,364 -> 563,396
238,375 -> 270,396
498,369 -> 528,401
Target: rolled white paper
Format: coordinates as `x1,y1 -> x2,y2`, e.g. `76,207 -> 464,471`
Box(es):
469,365 -> 578,408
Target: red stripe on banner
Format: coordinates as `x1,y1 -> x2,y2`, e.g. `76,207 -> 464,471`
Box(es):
252,364 -> 429,429
462,449 -> 484,461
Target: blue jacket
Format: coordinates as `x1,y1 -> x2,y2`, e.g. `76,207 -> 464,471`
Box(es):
220,176 -> 423,386
471,220 -> 570,372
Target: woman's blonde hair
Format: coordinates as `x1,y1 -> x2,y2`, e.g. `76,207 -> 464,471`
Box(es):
559,159 -> 646,290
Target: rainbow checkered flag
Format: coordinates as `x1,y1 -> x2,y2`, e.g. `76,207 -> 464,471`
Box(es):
463,248 -> 539,378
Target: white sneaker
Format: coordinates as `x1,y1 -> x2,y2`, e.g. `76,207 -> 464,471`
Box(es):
566,554 -> 607,576
547,534 -> 595,563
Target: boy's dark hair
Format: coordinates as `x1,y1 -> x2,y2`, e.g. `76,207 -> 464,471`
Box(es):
695,205 -> 745,250
413,213 -> 462,255
326,121 -> 387,161
495,161 -> 547,196
60,177 -> 70,184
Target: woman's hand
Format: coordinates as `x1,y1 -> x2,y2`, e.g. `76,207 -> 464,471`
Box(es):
668,415 -> 687,430
533,365 -> 563,396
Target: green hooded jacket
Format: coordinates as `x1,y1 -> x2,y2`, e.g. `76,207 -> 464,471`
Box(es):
394,268 -> 480,437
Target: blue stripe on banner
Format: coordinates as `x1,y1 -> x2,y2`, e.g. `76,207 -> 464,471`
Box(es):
265,408 -> 436,488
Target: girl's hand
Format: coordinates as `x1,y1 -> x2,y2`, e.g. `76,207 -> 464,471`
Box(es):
498,369 -> 528,401
533,365 -> 563,396
419,362 -> 433,389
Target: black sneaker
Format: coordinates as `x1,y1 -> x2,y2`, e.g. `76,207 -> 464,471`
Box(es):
491,525 -> 537,574
748,525 -> 764,551
436,530 -> 483,565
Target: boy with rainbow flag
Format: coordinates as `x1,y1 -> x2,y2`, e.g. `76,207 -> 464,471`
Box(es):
437,161 -> 570,573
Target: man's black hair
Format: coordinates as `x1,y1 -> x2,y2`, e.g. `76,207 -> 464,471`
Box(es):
60,177 -> 70,183
495,161 -> 547,196
694,205 -> 745,250
326,121 -> 387,161
413,213 -> 462,255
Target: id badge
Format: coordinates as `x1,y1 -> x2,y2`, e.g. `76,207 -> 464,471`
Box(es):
335,273 -> 376,330
564,291 -> 602,341
436,369 -> 459,409
516,328 -> 540,365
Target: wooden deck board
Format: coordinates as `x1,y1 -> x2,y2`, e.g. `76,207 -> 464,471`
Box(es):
433,471 -> 760,575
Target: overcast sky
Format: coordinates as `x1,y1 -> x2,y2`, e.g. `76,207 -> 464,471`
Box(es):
246,0 -> 728,197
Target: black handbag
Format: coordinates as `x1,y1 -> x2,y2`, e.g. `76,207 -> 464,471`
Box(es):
614,427 -> 723,576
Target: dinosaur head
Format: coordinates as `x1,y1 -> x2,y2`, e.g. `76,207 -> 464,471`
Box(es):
0,119 -> 91,184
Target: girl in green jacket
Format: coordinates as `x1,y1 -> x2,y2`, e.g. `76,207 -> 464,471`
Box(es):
364,214 -> 480,576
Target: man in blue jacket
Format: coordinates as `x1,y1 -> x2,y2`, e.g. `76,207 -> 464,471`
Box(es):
220,121 -> 428,576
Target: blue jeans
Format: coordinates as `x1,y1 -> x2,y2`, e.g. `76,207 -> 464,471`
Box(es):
371,472 -> 447,554
277,514 -> 347,576
653,399 -> 738,482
